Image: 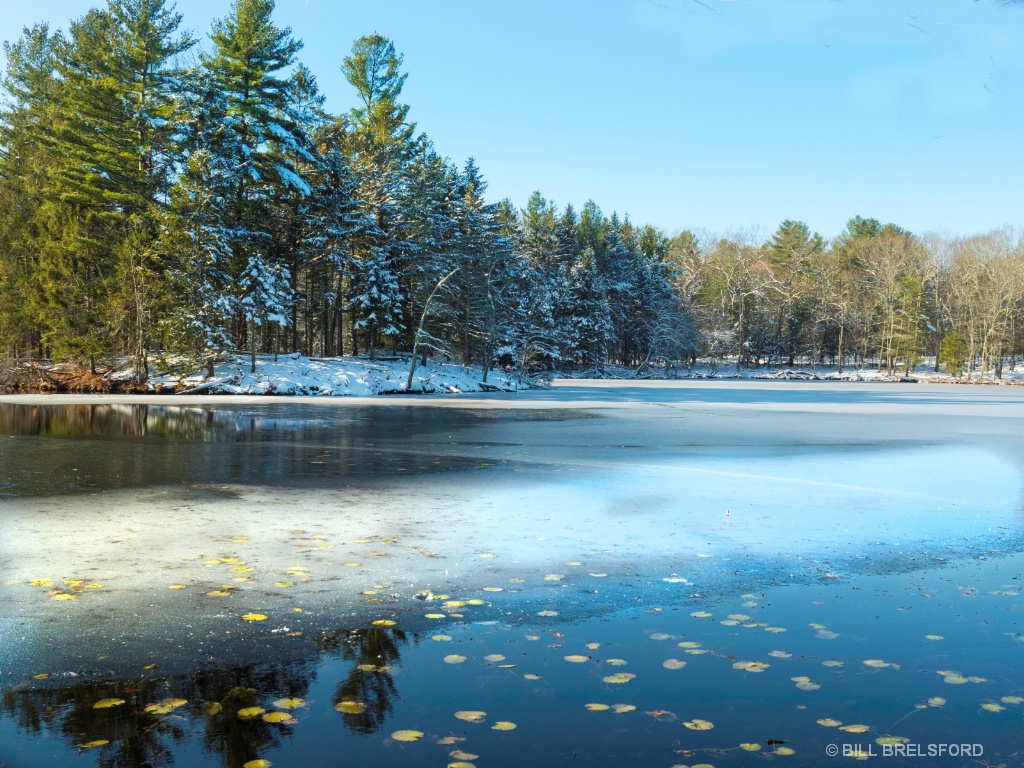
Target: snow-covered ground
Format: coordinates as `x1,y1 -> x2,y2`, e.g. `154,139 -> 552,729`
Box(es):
148,353 -> 525,396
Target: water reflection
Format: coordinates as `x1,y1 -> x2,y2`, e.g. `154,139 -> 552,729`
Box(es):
0,626 -> 408,768
0,403 -> 591,497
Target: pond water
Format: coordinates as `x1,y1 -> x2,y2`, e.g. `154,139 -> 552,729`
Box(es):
0,383 -> 1022,768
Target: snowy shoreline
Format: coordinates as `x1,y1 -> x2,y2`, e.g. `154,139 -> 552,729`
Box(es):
3,352 -> 1024,399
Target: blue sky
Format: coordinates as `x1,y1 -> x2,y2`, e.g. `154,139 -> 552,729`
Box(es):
3,0 -> 1022,239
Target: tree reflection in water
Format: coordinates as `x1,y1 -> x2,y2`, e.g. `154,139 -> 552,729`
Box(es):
318,626 -> 409,734
0,626 -> 409,767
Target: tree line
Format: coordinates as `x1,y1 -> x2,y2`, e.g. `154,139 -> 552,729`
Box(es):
1,0 -> 1021,383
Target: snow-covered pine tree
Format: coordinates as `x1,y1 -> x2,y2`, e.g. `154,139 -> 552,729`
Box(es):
202,0 -> 313,371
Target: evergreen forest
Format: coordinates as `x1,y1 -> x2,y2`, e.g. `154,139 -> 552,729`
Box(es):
2,0 -> 1022,384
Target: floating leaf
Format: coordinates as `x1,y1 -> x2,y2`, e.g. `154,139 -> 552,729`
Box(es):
815,629 -> 839,640
774,746 -> 796,755
677,641 -> 701,648
238,707 -> 266,719
431,635 -> 452,642
273,698 -> 305,710
448,763 -> 476,768
817,718 -> 842,727
603,673 -> 636,684
491,721 -> 516,730
444,655 -> 467,664
479,553 -> 496,558
611,704 -> 636,713
586,703 -> 610,711
32,673 -> 48,680
93,699 -> 125,709
821,660 -> 844,667
943,674 -> 968,685
372,619 -> 396,627
689,611 -> 713,618
649,633 -> 671,641
536,610 -> 558,617
482,587 -> 503,593
243,760 -> 271,768
663,659 -> 687,670
840,724 -> 870,734
863,660 -> 890,668
242,613 -> 267,622
483,654 -> 506,663
391,730 -> 424,742
81,739 -> 110,748
765,627 -> 787,633
262,711 -> 292,723
449,751 -> 478,760
29,579 -> 52,587
564,655 -> 589,663
51,593 -> 76,601
982,703 -> 1005,712
207,590 -> 231,597
733,661 -> 770,673
795,681 -> 821,691
925,635 -> 944,641
740,742 -> 762,751
454,710 -> 486,723
682,719 -> 714,730
544,574 -> 564,581
335,701 -> 367,714
204,702 -> 223,715
768,651 -> 792,659
876,736 -> 909,746
927,697 -> 946,708
523,674 -> 540,680
425,613 -> 446,619
275,582 -> 294,588
720,620 -> 740,626
1001,696 -> 1024,705
605,658 -> 628,666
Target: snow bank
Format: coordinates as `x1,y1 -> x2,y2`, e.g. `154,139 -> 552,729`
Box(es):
152,353 -> 527,396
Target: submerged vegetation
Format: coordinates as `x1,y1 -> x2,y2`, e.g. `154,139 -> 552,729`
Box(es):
1,0 -> 1022,386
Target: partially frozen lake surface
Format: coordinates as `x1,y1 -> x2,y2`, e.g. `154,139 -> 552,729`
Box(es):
0,381 -> 1022,767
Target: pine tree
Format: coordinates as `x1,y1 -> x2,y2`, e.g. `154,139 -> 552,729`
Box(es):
0,24 -> 60,357
202,0 -> 312,370
342,34 -> 418,358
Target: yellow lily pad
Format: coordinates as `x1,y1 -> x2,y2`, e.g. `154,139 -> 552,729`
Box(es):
242,613 -> 267,621
444,655 -> 467,664
391,729 -> 424,742
238,707 -> 266,719
273,698 -> 305,709
262,711 -> 292,723
840,724 -> 870,734
335,700 -> 367,714
491,721 -> 516,730
93,699 -> 125,709
454,710 -> 486,723
682,718 -> 714,730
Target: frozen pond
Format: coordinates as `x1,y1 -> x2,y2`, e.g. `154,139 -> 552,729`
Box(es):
0,381 -> 1022,767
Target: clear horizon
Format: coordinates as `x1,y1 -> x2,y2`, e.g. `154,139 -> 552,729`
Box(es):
2,0 -> 1022,240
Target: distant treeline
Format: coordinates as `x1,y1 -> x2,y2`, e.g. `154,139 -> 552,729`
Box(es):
1,0 -> 1021,382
